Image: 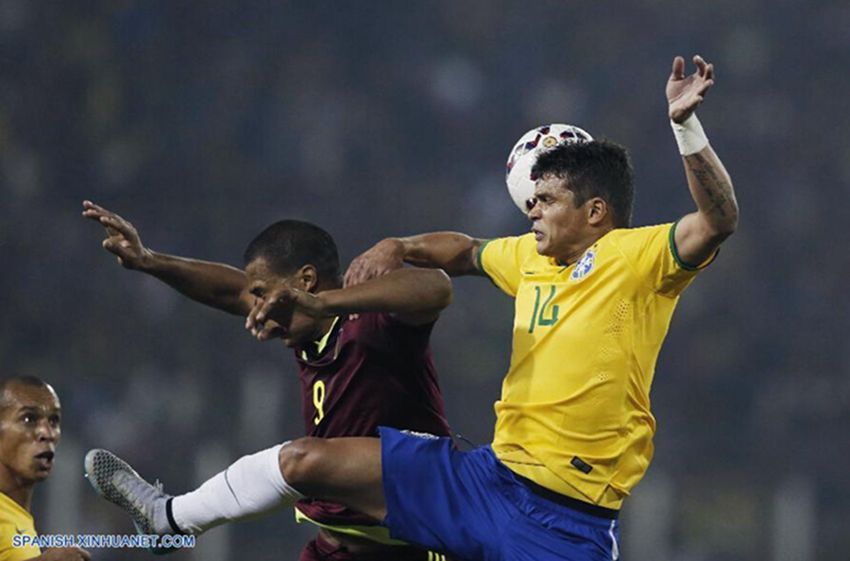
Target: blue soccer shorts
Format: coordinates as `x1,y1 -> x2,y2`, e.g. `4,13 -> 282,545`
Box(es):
379,427 -> 620,561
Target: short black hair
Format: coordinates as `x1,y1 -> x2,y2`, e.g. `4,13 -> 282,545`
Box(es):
0,375 -> 51,409
531,140 -> 634,228
243,220 -> 340,283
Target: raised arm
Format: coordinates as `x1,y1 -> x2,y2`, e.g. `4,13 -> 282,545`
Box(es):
82,201 -> 252,316
247,267 -> 453,340
344,232 -> 485,287
666,55 -> 739,267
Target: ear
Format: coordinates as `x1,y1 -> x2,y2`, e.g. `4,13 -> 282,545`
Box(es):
296,265 -> 319,292
586,197 -> 609,226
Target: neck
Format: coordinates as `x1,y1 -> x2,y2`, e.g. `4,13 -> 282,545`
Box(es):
0,472 -> 34,512
556,228 -> 610,265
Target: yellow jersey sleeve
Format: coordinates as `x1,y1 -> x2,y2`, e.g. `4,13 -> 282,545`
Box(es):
614,222 -> 715,297
0,522 -> 40,561
477,234 -> 536,297
0,494 -> 40,561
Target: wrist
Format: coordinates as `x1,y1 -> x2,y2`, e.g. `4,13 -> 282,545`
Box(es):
670,114 -> 709,156
135,248 -> 157,272
312,292 -> 333,317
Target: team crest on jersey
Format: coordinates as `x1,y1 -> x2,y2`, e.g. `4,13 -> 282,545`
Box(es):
570,249 -> 596,280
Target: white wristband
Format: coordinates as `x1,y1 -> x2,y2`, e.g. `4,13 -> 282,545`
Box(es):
671,114 -> 709,156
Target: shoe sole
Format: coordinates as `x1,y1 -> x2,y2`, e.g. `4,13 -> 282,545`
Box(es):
84,449 -> 173,554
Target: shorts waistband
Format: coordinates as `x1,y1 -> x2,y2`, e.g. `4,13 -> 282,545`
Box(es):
513,473 -> 619,520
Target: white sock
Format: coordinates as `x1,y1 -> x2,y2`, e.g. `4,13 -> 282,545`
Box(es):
170,442 -> 303,535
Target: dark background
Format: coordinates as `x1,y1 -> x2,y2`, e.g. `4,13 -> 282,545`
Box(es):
2,1 -> 848,560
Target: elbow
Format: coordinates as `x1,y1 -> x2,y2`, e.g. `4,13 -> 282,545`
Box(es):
429,269 -> 453,310
716,202 -> 739,239
704,198 -> 739,242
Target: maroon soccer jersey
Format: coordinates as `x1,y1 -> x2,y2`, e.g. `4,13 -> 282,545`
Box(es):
293,312 -> 450,527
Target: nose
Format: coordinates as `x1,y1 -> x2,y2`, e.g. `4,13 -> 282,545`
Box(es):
526,197 -> 540,220
37,420 -> 59,443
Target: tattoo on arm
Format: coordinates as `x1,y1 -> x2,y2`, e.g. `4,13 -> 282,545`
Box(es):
685,152 -> 735,219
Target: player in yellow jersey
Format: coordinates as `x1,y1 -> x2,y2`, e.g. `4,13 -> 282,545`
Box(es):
0,377 -> 90,561
85,55 -> 737,561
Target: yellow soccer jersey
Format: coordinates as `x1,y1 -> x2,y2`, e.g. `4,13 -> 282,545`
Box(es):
479,222 -> 712,509
0,492 -> 40,561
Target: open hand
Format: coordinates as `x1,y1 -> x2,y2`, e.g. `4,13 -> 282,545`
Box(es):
667,55 -> 715,124
245,284 -> 326,341
344,239 -> 405,288
82,200 -> 151,269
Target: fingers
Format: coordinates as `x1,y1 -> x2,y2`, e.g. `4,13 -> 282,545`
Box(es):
670,56 -> 685,80
82,200 -> 140,239
253,297 -> 277,326
254,288 -> 294,325
344,261 -> 395,288
691,55 -> 715,83
245,298 -> 262,334
81,200 -> 113,221
245,299 -> 288,342
245,294 -> 282,335
343,261 -> 359,288
344,258 -> 371,288
255,320 -> 280,341
101,233 -> 138,257
693,54 -> 707,76
96,214 -> 140,243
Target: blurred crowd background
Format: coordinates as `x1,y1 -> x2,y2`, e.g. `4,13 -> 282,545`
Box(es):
2,1 -> 848,560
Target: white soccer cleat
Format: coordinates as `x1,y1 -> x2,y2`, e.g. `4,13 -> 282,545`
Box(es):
84,449 -> 177,553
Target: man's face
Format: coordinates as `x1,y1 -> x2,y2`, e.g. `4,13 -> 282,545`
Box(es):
245,258 -> 319,348
0,383 -> 61,484
527,174 -> 589,258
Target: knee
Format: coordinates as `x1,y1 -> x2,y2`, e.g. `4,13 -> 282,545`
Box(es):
279,437 -> 327,491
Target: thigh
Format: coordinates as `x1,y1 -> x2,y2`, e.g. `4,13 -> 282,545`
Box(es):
284,437 -> 386,521
380,428 -> 517,561
503,506 -> 619,561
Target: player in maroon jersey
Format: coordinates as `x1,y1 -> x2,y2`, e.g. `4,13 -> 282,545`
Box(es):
82,201 -> 454,560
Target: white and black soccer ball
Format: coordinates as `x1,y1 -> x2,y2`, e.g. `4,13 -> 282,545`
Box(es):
505,124 -> 593,212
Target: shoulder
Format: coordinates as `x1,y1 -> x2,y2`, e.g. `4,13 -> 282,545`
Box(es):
0,494 -> 32,525
346,312 -> 434,342
603,224 -> 674,255
479,233 -> 538,267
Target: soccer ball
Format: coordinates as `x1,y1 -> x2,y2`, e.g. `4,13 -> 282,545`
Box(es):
505,124 -> 593,212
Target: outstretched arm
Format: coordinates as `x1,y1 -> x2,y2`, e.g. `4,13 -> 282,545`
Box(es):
344,232 -> 485,287
82,201 -> 252,316
247,267 -> 453,340
667,55 -> 739,266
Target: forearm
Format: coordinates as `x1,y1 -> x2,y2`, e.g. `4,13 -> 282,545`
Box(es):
393,232 -> 483,276
672,115 -> 738,238
139,251 -> 251,316
682,144 -> 739,237
320,268 -> 452,315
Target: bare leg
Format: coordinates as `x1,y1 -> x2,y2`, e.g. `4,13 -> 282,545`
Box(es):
281,436 -> 386,520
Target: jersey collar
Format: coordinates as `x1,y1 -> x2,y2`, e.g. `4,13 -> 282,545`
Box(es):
299,316 -> 342,363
